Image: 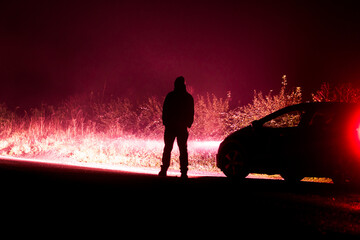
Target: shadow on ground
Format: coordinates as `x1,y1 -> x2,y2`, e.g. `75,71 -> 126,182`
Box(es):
0,158 -> 359,237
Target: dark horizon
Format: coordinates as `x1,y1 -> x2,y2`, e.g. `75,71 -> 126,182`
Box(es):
1,0 -> 360,108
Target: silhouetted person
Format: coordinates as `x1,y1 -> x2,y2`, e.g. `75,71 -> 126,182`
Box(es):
159,76 -> 194,178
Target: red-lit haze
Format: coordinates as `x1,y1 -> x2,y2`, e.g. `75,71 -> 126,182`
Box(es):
1,1 -> 360,108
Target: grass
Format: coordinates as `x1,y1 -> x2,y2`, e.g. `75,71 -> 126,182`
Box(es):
2,77 -> 349,180
0,132 -> 221,172
0,77 -> 304,174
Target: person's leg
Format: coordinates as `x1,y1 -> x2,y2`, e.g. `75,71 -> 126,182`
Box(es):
159,127 -> 176,176
177,128 -> 189,178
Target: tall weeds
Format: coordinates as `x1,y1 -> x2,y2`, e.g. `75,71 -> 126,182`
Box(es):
0,76 -> 314,170
191,93 -> 230,139
0,76 -> 305,142
312,82 -> 360,103
225,75 -> 302,133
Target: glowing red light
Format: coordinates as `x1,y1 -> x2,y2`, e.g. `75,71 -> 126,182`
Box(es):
346,107 -> 360,160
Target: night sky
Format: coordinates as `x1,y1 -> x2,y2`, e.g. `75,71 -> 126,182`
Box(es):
1,0 -> 360,108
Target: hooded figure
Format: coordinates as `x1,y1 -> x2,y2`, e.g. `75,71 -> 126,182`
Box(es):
159,76 -> 194,178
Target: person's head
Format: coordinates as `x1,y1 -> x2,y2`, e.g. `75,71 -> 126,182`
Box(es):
174,76 -> 186,92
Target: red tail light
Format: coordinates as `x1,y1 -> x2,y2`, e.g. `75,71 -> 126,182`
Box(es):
347,108 -> 360,158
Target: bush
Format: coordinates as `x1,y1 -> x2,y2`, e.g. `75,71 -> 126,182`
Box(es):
0,103 -> 16,138
137,96 -> 163,138
191,93 -> 230,140
226,75 -> 302,132
312,82 -> 360,103
0,76 -> 304,142
8,77 -> 354,172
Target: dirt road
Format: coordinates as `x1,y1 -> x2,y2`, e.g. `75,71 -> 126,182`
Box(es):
0,157 -> 359,237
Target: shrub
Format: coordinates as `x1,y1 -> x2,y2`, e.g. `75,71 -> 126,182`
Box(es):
226,75 -> 302,132
0,76 -> 307,169
137,96 -> 163,138
0,76 -> 304,143
312,82 -> 360,103
0,103 -> 15,138
191,93 -> 230,140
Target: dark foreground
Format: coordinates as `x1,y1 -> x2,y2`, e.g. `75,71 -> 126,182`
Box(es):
0,158 -> 360,237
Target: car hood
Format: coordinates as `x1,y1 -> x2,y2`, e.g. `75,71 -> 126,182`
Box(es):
224,125 -> 253,141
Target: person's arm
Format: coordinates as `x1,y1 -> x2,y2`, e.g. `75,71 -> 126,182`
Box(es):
187,95 -> 194,128
162,94 -> 169,126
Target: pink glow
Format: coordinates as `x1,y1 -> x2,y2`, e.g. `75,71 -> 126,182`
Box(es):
0,137 -> 221,175
0,154 -> 332,183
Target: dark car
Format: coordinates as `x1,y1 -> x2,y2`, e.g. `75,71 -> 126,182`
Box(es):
216,102 -> 360,183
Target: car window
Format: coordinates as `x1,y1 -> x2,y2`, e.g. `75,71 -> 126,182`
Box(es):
309,111 -> 336,127
263,110 -> 302,128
